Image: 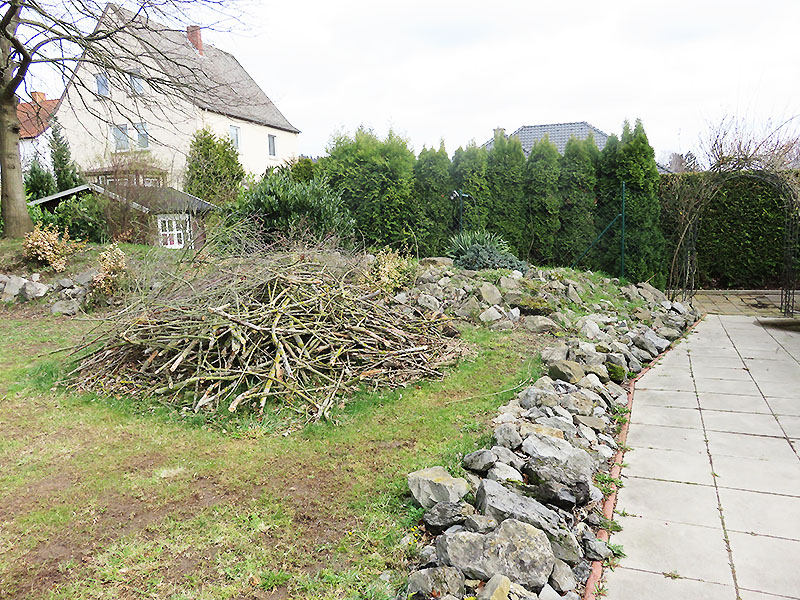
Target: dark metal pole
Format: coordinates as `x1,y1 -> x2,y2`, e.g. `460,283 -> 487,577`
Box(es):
459,190 -> 463,233
621,181 -> 626,280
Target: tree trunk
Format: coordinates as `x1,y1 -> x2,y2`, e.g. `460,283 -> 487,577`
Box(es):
0,93 -> 32,237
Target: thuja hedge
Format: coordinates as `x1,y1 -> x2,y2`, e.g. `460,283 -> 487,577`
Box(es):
659,173 -> 785,289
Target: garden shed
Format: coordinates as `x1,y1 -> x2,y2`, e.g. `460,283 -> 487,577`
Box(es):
28,183 -> 216,249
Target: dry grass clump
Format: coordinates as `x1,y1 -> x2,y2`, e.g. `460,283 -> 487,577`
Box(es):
22,223 -> 86,272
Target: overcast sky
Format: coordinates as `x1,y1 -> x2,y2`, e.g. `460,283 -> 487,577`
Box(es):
201,0 -> 800,163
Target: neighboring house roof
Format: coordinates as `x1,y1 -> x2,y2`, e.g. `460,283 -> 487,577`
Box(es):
110,5 -> 300,134
27,183 -> 216,214
17,96 -> 58,139
483,121 -> 610,155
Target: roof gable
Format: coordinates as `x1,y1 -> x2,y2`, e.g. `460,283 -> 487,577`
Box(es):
17,98 -> 59,139
484,121 -> 609,155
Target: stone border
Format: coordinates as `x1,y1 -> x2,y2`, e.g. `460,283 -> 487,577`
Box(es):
581,316 -> 704,600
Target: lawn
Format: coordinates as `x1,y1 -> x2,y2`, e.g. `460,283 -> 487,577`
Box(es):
0,296 -> 546,599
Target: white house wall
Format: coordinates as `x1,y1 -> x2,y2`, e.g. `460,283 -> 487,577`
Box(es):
20,129 -> 52,171
200,110 -> 298,176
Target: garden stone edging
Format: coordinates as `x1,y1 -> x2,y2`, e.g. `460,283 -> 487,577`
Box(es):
399,267 -> 700,600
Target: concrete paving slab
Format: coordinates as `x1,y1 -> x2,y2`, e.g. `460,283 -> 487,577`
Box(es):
694,377 -> 762,396
631,389 -> 699,409
626,423 -> 708,454
705,430 -> 798,462
630,405 -> 703,429
697,393 -> 772,414
754,379 -> 800,398
621,447 -> 714,485
689,366 -> 753,381
727,532 -> 800,597
717,487 -> 800,540
767,397 -> 800,416
615,478 -> 721,527
702,411 -> 786,437
712,454 -> 800,496
605,567 -> 736,600
611,517 -> 731,584
776,415 -> 800,438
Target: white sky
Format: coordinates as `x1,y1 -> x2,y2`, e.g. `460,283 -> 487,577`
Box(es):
204,0 -> 800,162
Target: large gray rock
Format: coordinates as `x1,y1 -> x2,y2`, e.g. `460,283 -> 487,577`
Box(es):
549,558 -> 577,593
464,514 -> 498,534
567,285 -> 582,305
519,386 -> 558,409
547,360 -> 585,384
638,281 -> 668,304
478,573 -> 512,600
643,329 -> 671,352
632,334 -> 658,357
418,257 -> 454,268
521,434 -> 595,509
480,283 -> 503,305
491,445 -> 525,471
494,423 -> 522,450
463,449 -> 497,473
499,276 -> 520,290
475,479 -> 582,563
1,275 -> 26,302
540,344 -> 569,365
20,280 -> 49,301
583,363 -> 610,383
576,317 -> 601,339
50,299 -> 80,316
479,306 -> 504,323
408,467 -> 469,509
406,566 -> 465,599
418,293 -> 441,312
559,392 -> 594,416
74,268 -> 99,287
487,462 -> 523,483
424,501 -> 475,534
455,296 -> 481,318
523,315 -> 560,333
437,518 -> 555,591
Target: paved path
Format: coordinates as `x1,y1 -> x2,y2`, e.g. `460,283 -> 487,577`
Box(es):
692,291 -> 784,317
605,314 -> 800,600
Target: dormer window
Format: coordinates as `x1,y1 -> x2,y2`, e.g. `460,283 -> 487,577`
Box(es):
96,72 -> 110,97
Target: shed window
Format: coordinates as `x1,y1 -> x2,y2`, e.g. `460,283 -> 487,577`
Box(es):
268,134 -> 276,156
229,125 -> 240,149
157,214 -> 191,249
96,72 -> 110,97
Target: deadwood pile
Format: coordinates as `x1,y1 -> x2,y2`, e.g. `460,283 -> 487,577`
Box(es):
73,259 -> 459,420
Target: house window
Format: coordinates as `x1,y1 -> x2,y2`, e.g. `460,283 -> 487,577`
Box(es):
157,214 -> 191,249
96,72 -> 110,97
268,134 -> 276,156
229,125 -> 240,149
134,123 -> 149,148
112,124 -> 129,151
129,69 -> 145,95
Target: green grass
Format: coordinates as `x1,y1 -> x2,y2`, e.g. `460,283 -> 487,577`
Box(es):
0,309 -> 544,599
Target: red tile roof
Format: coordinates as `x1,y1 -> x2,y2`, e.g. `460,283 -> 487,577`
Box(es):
17,97 -> 58,139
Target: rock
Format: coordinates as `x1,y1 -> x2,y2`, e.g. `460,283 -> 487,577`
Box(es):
408,467 -> 469,509
491,319 -> 514,331
523,315 -> 559,333
418,293 -> 441,312
464,514 -> 498,534
393,291 -> 408,304
1,275 -> 26,302
479,306 -> 504,323
519,387 -> 559,409
548,559 -> 576,593
540,344 -> 569,365
487,463 -> 523,483
424,501 -> 476,534
538,583 -> 562,600
74,268 -> 99,287
638,281 -> 668,303
57,277 -> 74,289
455,296 -> 481,318
494,423 -> 522,450
657,326 -> 681,342
508,307 -> 521,322
509,582 -> 539,600
521,433 -> 578,463
521,435 -> 595,509
583,363 -> 610,383
643,329 -> 671,353
419,257 -> 454,268
491,445 -> 525,471
620,285 -> 640,301
50,299 -> 80,316
498,276 -> 520,290
577,317 -> 602,339
630,345 -> 654,363
583,536 -> 612,561
480,283 -> 503,305
478,574 -> 512,600
567,285 -> 582,305
20,280 -> 49,301
572,560 -> 592,584
606,363 -> 626,383
519,422 -> 564,440
671,301 -> 687,315
574,415 -> 606,431
463,449 -> 497,473
475,479 -> 582,563
406,566 -> 465,600
559,393 -> 594,416
504,289 -> 524,305
547,360 -> 585,384
437,518 -> 556,591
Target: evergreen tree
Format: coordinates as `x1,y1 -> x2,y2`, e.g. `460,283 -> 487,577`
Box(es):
49,120 -> 83,191
593,134 -> 622,274
184,128 -> 245,205
24,159 -> 57,200
614,119 -> 667,285
413,142 -> 453,255
319,128 -> 419,248
523,136 -> 561,265
486,131 -> 527,256
556,137 -> 597,265
449,143 -> 489,232
290,157 -> 315,183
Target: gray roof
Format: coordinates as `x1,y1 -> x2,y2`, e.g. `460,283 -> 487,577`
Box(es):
483,121 -> 609,155
109,5 -> 299,133
28,183 -> 216,214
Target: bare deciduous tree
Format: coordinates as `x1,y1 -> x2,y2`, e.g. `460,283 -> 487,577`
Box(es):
1,0 -> 241,237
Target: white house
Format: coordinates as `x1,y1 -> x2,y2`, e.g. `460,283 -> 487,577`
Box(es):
17,92 -> 58,170
48,4 -> 299,188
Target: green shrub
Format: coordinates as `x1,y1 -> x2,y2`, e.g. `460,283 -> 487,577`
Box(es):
24,159 -> 56,201
447,229 -> 511,259
454,243 -> 527,272
52,193 -> 109,243
235,168 -> 354,243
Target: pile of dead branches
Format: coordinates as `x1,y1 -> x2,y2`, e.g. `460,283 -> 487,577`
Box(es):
72,258 -> 460,420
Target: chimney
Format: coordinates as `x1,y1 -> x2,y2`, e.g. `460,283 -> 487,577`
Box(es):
31,91 -> 46,105
187,25 -> 203,55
